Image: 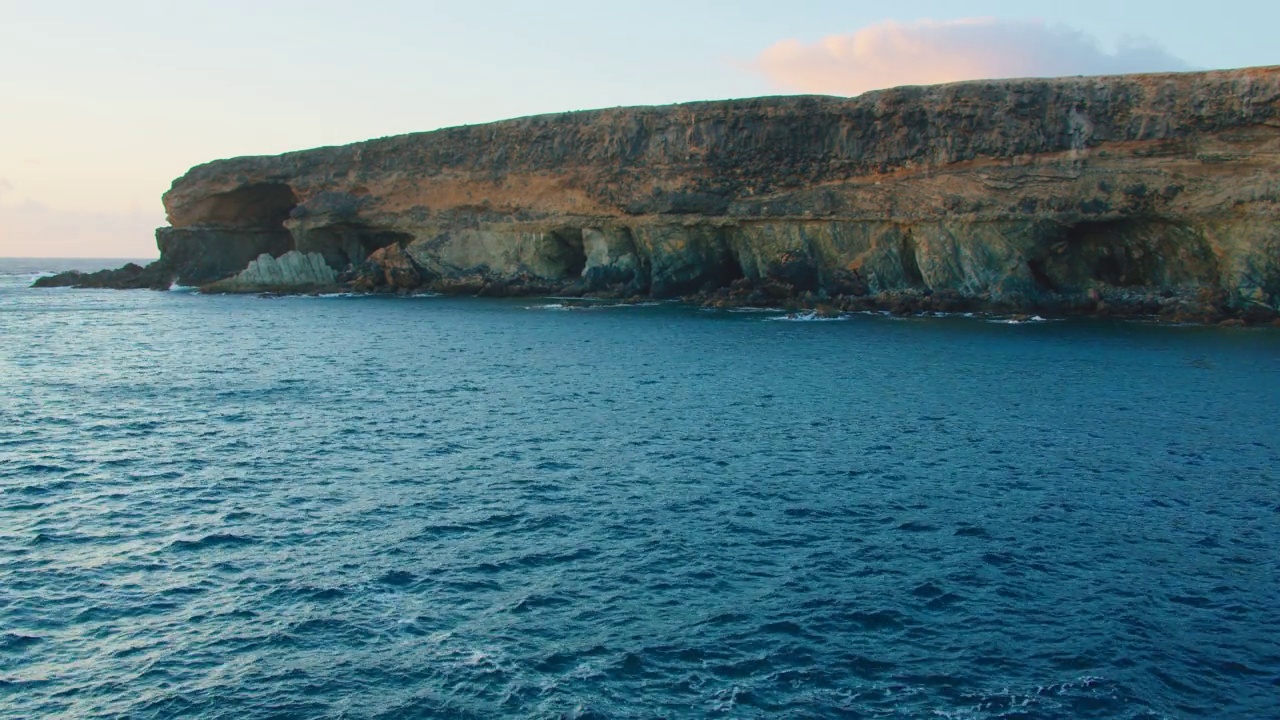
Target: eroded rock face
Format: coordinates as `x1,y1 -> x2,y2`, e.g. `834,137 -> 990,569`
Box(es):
205,251 -> 338,293
40,66 -> 1280,322
344,243 -> 426,293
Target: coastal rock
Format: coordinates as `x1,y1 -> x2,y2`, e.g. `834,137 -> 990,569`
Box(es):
156,225 -> 293,286
346,243 -> 426,292
204,251 -> 338,293
33,263 -> 168,290
40,66 -> 1280,322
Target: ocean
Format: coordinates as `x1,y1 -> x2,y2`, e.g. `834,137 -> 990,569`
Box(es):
2,258 -> 1278,718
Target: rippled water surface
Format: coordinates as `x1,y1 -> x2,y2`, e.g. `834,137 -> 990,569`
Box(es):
2,259 -> 1279,719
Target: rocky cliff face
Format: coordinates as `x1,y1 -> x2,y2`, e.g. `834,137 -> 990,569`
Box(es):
42,67 -> 1280,323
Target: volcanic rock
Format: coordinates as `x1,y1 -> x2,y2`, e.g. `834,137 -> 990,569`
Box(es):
37,66 -> 1280,323
33,263 -> 167,290
345,243 -> 426,292
204,251 -> 338,293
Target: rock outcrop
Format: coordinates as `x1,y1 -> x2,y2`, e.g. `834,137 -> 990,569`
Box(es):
39,66 -> 1280,323
32,263 -> 168,290
342,244 -> 423,293
204,251 -> 338,293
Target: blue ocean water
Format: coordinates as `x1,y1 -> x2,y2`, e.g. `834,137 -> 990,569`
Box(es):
1,259 -> 1278,719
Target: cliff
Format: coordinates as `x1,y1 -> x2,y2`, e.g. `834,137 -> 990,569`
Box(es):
38,66 -> 1280,323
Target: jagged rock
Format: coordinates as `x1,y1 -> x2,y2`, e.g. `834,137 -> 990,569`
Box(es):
33,263 -> 168,290
346,244 -> 426,292
205,251 -> 338,293
37,66 -> 1280,323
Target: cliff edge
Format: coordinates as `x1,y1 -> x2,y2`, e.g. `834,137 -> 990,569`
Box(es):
38,67 -> 1280,323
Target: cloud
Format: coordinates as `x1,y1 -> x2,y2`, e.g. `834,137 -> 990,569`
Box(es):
754,18 -> 1191,96
0,198 -> 162,258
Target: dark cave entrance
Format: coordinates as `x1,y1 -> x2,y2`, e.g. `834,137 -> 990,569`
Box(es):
1065,220 -> 1150,287
1031,219 -> 1219,292
1027,258 -> 1059,293
900,233 -> 925,288
1054,219 -> 1167,288
194,183 -> 299,230
177,183 -> 300,279
547,228 -> 588,279
301,225 -> 416,270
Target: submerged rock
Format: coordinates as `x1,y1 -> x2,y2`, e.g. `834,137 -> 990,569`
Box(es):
37,66 -> 1280,323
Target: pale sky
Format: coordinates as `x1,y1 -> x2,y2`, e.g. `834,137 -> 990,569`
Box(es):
2,0 -> 1277,258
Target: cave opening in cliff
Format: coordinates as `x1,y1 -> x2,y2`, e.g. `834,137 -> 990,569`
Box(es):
1085,223 -> 1145,285
1054,220 -> 1182,286
718,244 -> 752,290
1027,259 -> 1059,293
548,228 -> 587,279
301,225 -> 415,270
900,233 -> 925,288
1047,220 -> 1217,290
191,183 -> 299,230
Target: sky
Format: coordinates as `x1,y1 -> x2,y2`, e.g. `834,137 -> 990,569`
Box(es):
2,1 -> 1278,258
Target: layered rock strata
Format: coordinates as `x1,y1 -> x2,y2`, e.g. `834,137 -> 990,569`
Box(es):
40,66 -> 1280,323
206,251 -> 338,293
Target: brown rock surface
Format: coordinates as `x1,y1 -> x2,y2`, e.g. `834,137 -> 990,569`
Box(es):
345,244 -> 424,292
40,66 -> 1280,322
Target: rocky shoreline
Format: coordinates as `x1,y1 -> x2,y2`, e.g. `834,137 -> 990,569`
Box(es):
38,260 -> 1277,327
36,66 -> 1280,326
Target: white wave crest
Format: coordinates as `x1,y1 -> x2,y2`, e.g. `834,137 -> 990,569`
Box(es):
989,315 -> 1056,325
765,311 -> 848,322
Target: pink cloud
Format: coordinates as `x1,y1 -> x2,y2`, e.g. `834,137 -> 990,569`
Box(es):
755,18 -> 1190,96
